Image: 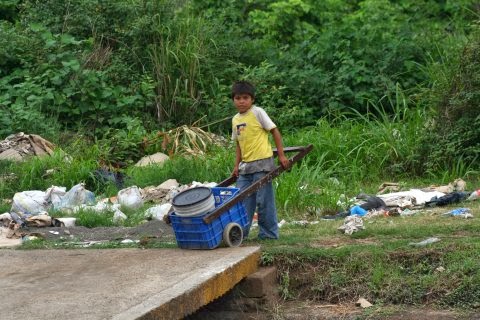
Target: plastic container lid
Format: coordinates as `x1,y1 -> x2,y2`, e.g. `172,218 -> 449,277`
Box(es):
173,187 -> 212,207
173,187 -> 215,217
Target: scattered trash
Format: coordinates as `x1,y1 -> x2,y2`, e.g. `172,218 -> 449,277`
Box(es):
142,186 -> 171,203
118,186 -> 144,210
356,298 -> 373,308
290,220 -> 320,226
48,231 -> 60,235
9,211 -> 26,227
444,208 -> 473,218
0,212 -> 12,227
409,237 -> 440,247
378,182 -> 400,194
338,215 -> 364,235
11,190 -> 49,215
446,208 -> 469,215
467,189 -> 480,201
0,132 -> 55,161
399,208 -> 415,216
425,192 -> 469,207
0,227 -> 23,247
113,209 -> 128,223
144,203 -> 172,221
93,168 -> 125,189
350,205 -> 367,217
25,214 -> 52,227
378,189 -> 445,208
56,217 -> 76,227
45,186 -> 67,209
278,219 -> 286,228
56,183 -> 95,212
423,178 -> 467,193
358,196 -> 387,211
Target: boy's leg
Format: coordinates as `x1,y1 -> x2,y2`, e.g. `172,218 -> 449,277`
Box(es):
236,173 -> 256,238
254,172 -> 279,239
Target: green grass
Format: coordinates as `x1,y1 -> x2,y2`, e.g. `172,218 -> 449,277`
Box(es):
250,201 -> 480,309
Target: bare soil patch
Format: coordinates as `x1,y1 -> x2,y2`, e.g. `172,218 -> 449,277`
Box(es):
25,219 -> 175,243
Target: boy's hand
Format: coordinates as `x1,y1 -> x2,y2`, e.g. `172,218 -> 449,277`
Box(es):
232,165 -> 239,177
278,155 -> 290,169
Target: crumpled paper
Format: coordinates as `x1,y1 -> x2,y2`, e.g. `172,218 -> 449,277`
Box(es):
337,215 -> 364,235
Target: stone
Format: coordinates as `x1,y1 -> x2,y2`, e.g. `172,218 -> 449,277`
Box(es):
238,266 -> 278,298
356,298 -> 373,308
158,179 -> 179,189
135,152 -> 169,167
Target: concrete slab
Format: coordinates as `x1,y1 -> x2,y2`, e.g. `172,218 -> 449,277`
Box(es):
0,227 -> 22,248
0,246 -> 260,320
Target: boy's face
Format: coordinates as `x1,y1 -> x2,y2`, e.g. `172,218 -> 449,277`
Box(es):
233,93 -> 254,114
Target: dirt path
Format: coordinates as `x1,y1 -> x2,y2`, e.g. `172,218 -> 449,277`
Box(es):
189,298 -> 479,319
25,219 -> 175,243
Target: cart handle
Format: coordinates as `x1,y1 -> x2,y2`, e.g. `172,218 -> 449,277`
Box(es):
203,144 -> 313,224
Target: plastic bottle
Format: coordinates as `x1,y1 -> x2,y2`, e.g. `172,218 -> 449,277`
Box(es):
467,189 -> 480,201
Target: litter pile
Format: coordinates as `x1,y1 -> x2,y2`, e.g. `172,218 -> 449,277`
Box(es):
0,178 -> 217,246
0,132 -> 55,161
328,178 -> 478,234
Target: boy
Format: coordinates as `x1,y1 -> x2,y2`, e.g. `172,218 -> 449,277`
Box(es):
231,80 -> 290,239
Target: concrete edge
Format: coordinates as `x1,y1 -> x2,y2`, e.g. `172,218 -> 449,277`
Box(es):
114,247 -> 261,320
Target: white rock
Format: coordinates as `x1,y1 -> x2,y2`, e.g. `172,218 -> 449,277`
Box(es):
135,152 -> 169,167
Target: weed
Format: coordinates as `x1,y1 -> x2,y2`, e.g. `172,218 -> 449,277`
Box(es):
279,270 -> 293,300
74,210 -> 114,228
261,251 -> 275,265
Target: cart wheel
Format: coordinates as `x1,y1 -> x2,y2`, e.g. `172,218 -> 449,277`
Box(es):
223,223 -> 243,247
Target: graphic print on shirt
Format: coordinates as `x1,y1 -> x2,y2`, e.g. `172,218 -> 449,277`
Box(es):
236,123 -> 247,139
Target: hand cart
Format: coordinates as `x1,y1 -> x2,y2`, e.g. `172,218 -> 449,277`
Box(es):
169,144 -> 313,249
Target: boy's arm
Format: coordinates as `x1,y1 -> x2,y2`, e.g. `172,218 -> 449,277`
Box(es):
233,142 -> 242,177
271,128 -> 290,169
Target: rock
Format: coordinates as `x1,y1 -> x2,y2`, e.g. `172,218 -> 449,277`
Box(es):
356,298 -> 373,308
435,266 -> 445,273
135,152 -> 169,167
158,179 -> 179,189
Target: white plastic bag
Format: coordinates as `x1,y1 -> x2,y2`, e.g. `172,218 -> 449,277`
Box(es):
118,186 -> 144,210
11,191 -> 48,215
467,190 -> 480,201
144,203 -> 172,220
56,183 -> 95,211
45,186 -> 66,209
113,209 -> 127,223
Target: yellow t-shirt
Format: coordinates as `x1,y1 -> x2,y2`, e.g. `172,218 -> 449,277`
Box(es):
232,106 -> 276,162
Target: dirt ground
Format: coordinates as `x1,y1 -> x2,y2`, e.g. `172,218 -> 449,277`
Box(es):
25,219 -> 175,243
188,291 -> 480,320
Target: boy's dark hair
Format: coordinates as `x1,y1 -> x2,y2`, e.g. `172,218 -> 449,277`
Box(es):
231,81 -> 255,99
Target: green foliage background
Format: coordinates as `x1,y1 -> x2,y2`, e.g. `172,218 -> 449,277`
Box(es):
0,0 -> 479,173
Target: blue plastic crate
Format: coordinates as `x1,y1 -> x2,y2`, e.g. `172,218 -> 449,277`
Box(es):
170,187 -> 248,249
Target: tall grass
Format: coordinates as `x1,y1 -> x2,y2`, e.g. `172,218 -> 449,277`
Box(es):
149,14 -> 213,126
2,91 -> 474,219
0,140 -> 101,199
126,145 -> 234,187
275,87 -> 429,213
